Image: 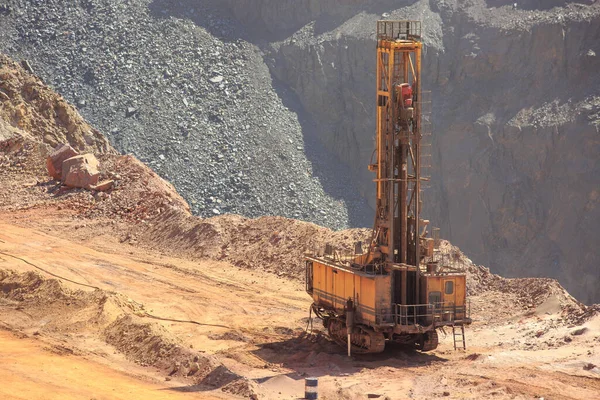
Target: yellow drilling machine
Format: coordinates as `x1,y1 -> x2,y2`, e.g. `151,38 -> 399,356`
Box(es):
305,21 -> 471,354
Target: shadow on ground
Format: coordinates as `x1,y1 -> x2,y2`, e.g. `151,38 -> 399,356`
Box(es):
252,331 -> 448,378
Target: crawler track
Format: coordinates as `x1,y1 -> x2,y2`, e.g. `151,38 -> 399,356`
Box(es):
327,317 -> 386,354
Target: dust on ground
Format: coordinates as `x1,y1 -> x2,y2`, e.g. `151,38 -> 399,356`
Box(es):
1,220 -> 599,400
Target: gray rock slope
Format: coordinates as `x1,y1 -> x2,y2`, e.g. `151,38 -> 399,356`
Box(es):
1,0 -> 598,303
0,0 -> 370,229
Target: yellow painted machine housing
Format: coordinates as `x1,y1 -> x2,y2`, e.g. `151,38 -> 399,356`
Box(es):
306,255 -> 469,334
308,256 -> 391,327
304,21 -> 471,345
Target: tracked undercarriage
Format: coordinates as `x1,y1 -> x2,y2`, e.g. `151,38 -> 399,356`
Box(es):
324,317 -> 386,354
314,304 -> 441,353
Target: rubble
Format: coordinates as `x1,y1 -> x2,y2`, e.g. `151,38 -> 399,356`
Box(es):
61,154 -> 100,189
571,328 -> 589,336
46,143 -> 79,180
0,55 -> 113,154
89,179 -> 114,192
0,3 -> 364,229
45,143 -> 113,191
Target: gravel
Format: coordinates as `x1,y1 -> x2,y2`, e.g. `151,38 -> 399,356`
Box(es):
0,0 -> 370,230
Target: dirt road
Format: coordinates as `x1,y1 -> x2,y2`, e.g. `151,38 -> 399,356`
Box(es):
1,219 -> 599,399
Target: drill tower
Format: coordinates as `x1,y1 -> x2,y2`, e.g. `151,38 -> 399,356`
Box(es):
305,21 -> 470,354
371,20 -> 424,308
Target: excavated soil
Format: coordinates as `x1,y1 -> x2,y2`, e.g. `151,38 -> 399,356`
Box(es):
0,268 -> 256,398
0,54 -> 112,154
1,174 -> 599,399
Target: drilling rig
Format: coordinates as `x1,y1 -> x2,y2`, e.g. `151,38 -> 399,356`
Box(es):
305,21 -> 471,354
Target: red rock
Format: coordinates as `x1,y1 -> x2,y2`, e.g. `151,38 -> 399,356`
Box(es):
62,154 -> 100,189
89,180 -> 114,192
46,143 -> 78,180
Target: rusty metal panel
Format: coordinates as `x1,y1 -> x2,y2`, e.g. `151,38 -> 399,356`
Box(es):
442,277 -> 456,306
427,276 -> 442,293
345,272 -> 354,301
309,260 -> 404,327
375,275 -> 392,307
328,266 -> 333,297
375,275 -> 393,323
328,269 -> 358,312
360,276 -> 376,308
313,261 -> 333,308
454,276 -> 466,307
313,262 -> 322,304
356,276 -> 377,325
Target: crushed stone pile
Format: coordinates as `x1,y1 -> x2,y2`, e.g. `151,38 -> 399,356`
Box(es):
81,154 -> 190,222
0,64 -> 190,223
0,129 -> 189,224
0,1 -> 368,229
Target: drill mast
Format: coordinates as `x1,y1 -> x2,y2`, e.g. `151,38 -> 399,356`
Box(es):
370,21 -> 423,307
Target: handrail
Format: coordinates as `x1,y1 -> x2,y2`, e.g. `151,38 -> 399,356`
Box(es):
375,301 -> 470,325
377,20 -> 422,41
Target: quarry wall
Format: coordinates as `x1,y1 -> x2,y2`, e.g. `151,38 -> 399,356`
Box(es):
218,0 -> 600,303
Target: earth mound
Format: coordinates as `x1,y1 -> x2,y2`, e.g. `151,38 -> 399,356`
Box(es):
0,54 -> 112,154
138,209 -> 371,279
0,269 -> 254,394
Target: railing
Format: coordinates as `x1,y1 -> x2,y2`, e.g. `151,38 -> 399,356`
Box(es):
375,301 -> 471,326
377,20 -> 421,41
308,243 -> 388,276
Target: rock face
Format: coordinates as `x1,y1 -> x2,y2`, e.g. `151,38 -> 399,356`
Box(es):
0,55 -> 113,154
46,144 -> 79,180
0,0 -> 598,303
62,154 -> 100,189
217,0 -> 600,304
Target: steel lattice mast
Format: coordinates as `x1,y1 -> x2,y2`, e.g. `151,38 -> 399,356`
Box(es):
370,21 -> 423,306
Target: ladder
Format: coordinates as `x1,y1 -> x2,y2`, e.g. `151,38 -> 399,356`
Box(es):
452,325 -> 466,350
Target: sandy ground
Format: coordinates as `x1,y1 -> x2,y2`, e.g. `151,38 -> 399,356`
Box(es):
1,214 -> 598,400
0,328 -> 222,400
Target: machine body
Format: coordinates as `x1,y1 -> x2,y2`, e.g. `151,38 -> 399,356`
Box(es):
305,21 -> 471,353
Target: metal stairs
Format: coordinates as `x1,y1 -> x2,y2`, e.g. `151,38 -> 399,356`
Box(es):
452,325 -> 466,350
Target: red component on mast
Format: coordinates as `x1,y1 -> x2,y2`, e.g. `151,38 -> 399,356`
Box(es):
398,83 -> 413,108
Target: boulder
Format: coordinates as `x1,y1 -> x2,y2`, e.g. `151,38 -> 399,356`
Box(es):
46,143 -> 78,180
89,179 -> 114,192
61,154 -> 100,189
